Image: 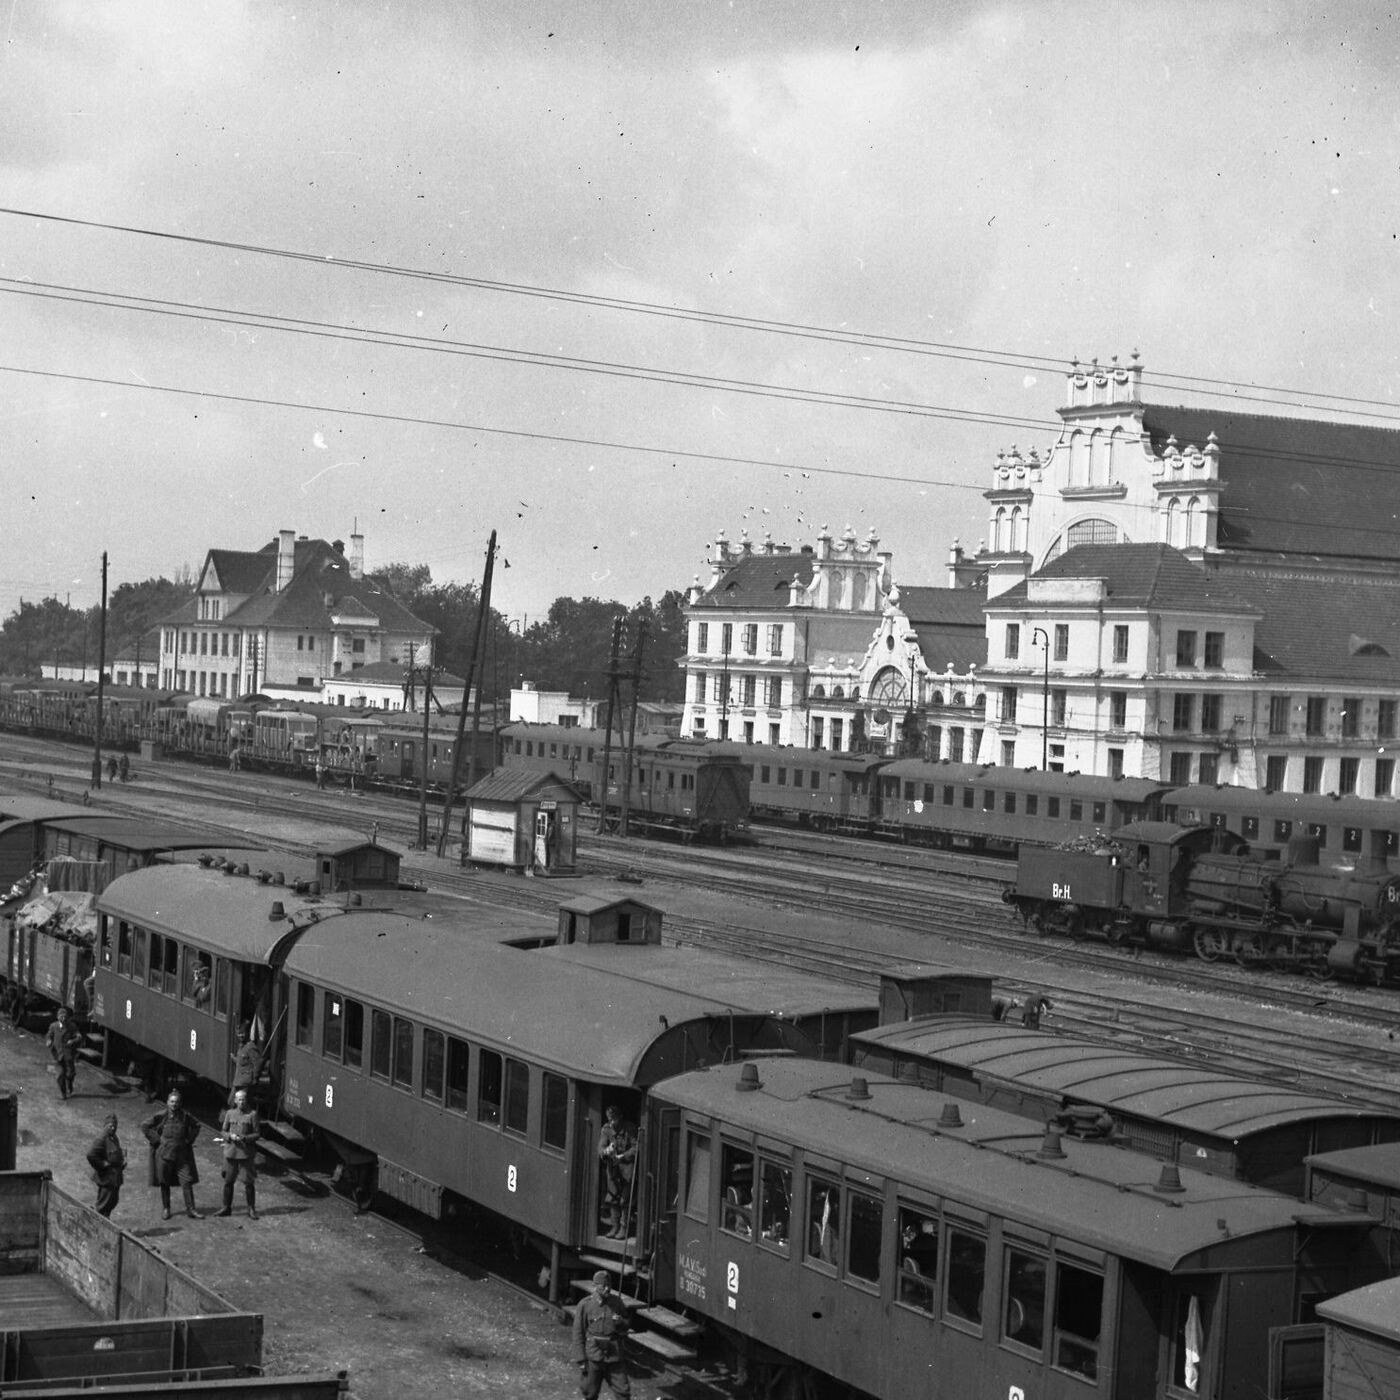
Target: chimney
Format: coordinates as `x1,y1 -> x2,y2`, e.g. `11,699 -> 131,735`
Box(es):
276,529 -> 296,592
350,529 -> 364,580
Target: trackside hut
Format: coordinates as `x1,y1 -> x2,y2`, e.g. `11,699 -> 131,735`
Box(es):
463,770 -> 580,872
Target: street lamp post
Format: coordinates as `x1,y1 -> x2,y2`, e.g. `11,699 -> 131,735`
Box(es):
1032,627 -> 1050,771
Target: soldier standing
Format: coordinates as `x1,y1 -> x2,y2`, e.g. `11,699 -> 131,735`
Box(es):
86,1113 -> 126,1217
216,1087 -> 261,1220
571,1270 -> 631,1398
45,1006 -> 82,1100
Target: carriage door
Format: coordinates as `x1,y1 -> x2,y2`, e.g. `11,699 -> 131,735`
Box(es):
649,1103 -> 681,1305
400,739 -> 414,782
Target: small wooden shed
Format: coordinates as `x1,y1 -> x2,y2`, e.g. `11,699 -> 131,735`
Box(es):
463,770 -> 581,873
314,839 -> 402,891
556,894 -> 664,946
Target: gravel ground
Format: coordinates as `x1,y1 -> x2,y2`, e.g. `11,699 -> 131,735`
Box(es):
3,1017 -> 676,1400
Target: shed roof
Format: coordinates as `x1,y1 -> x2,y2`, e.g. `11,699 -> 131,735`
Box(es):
1305,1141 -> 1400,1190
41,817 -> 263,854
1317,1276 -> 1400,1343
656,1058 -> 1346,1271
853,1018 -> 1395,1139
466,770 -> 582,803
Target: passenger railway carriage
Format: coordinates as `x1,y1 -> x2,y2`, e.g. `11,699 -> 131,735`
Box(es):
649,1056 -> 1377,1400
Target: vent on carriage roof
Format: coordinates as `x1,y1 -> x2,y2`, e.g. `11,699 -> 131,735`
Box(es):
1349,634 -> 1391,657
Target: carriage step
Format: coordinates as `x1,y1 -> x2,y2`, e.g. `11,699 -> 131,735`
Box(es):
635,1305 -> 703,1340
578,1251 -> 649,1281
255,1137 -> 302,1164
626,1330 -> 697,1365
262,1119 -> 306,1147
77,1046 -> 103,1063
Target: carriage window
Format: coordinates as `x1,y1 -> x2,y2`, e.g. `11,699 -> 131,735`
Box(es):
904,781 -> 916,801
898,1206 -> 939,1314
214,957 -> 230,1019
1047,798 -> 1061,819
1054,1261 -> 1103,1380
370,1009 -> 392,1080
1343,827 -> 1363,853
982,790 -> 995,811
147,932 -> 164,989
1274,819 -> 1293,842
344,999 -> 364,1070
392,1018 -> 414,1090
759,1160 -> 792,1252
295,982 -> 316,1049
846,1190 -> 883,1286
1069,800 -> 1083,821
685,1132 -> 711,1222
421,1028 -> 445,1101
160,937 -> 179,995
777,768 -> 787,786
542,1073 -> 568,1151
1241,816 -> 1259,840
132,928 -> 147,980
720,1143 -> 755,1238
1307,823 -> 1327,845
445,1038 -> 470,1111
1092,802 -> 1107,823
945,1228 -> 987,1330
805,1177 -> 841,1271
760,766 -> 771,783
962,788 -> 974,809
322,992 -> 344,1059
504,1058 -> 529,1136
1003,792 -> 1016,814
942,785 -> 954,805
478,1049 -> 503,1124
1025,794 -> 1038,816
116,922 -> 132,975
1003,1246 -> 1047,1354
1171,1292 -> 1209,1393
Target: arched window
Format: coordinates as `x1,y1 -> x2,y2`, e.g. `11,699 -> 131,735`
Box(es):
811,684 -> 826,699
1166,497 -> 1181,547
1068,430 -> 1087,486
994,507 -> 1007,552
931,690 -> 944,706
1185,496 -> 1200,547
1010,505 -> 1023,553
1089,429 -> 1107,485
832,686 -> 845,699
851,574 -> 867,611
833,573 -> 847,608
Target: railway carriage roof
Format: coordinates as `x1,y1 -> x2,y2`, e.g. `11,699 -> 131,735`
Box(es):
0,797 -> 92,823
879,760 -> 1166,801
1165,786 -> 1400,822
1317,1277 -> 1400,1344
1305,1141 -> 1400,1190
96,864 -> 344,961
853,1018 -> 1396,1137
539,942 -> 875,1015
283,915 -> 796,1083
41,817 -> 262,853
657,1057 -> 1347,1269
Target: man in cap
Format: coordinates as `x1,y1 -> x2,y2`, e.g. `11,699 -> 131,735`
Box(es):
571,1268 -> 630,1398
86,1112 -> 126,1217
45,1005 -> 82,1100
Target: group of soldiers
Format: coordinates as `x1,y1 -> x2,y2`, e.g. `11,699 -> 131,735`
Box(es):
44,1009 -> 267,1224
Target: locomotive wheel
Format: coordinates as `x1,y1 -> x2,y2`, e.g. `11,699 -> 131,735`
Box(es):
1233,933 -> 1266,968
1192,927 -> 1226,962
1305,959 -> 1336,982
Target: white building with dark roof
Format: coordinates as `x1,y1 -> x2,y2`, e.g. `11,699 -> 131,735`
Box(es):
157,528 -> 436,699
975,357 -> 1400,792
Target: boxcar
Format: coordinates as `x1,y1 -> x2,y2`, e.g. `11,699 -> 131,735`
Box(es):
1164,785 -> 1400,868
649,1057 -> 1376,1400
850,1016 -> 1400,1196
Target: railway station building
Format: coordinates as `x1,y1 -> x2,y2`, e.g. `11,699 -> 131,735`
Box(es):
972,355 -> 1400,793
154,528 -> 436,701
680,526 -> 985,752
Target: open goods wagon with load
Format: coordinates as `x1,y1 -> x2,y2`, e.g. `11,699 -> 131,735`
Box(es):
0,1170 -> 346,1396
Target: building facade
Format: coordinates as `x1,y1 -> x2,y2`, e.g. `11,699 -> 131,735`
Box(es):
157,528 -> 435,699
973,357 -> 1400,794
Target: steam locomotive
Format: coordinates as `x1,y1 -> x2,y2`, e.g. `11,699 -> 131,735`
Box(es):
1005,822 -> 1400,981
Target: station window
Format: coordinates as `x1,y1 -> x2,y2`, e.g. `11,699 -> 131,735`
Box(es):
945,1227 -> 987,1332
1046,797 -> 1060,819
344,999 -> 364,1070
421,1029 -> 445,1102
504,1059 -> 529,1136
1203,631 -> 1224,669
1053,1261 -> 1104,1380
759,1160 -> 792,1252
322,992 -> 344,1059
445,1038 -> 470,1112
897,1205 -> 939,1314
846,1190 -> 883,1288
542,1073 -> 568,1152
370,1010 -> 392,1080
392,1018 -> 414,1090
478,1050 -> 503,1124
720,1142 -> 756,1238
1002,1245 -> 1047,1355
805,1177 -> 841,1271
685,1132 -> 711,1222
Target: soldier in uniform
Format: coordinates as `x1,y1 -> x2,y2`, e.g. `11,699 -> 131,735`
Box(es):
571,1270 -> 630,1398
86,1113 -> 126,1217
229,1022 -> 265,1106
45,1005 -> 82,1099
216,1087 -> 261,1219
598,1106 -> 637,1239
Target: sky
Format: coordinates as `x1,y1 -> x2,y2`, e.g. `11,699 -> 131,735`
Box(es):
2,1 -> 1398,628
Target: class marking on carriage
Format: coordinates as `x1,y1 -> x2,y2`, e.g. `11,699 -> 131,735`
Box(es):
507,1164 -> 518,1193
1052,882 -> 1071,899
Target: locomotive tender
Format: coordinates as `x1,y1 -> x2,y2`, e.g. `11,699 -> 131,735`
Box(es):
1006,821 -> 1400,981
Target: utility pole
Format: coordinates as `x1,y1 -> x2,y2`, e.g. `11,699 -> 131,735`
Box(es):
411,643 -> 435,850
437,531 -> 497,860
596,618 -> 625,834
1032,627 -> 1050,771
620,621 -> 647,838
93,553 -> 108,786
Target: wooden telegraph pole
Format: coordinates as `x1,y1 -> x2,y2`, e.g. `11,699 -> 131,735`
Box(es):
596,618 -> 624,834
92,553 -> 108,787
